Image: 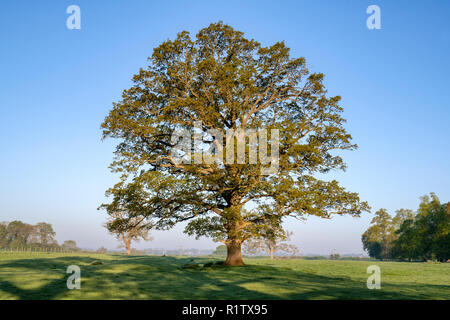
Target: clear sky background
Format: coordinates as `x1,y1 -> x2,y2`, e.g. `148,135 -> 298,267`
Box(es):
1,0 -> 449,254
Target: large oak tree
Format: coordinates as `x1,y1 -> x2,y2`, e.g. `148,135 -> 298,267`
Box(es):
101,22 -> 369,266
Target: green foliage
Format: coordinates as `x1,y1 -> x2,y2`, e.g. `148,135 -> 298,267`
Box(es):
392,209 -> 415,230
0,221 -> 60,250
0,223 -> 8,248
61,240 -> 79,252
362,193 -> 450,262
390,219 -> 422,261
361,209 -> 396,260
392,194 -> 449,262
213,245 -> 227,256
4,221 -> 34,248
34,222 -> 56,247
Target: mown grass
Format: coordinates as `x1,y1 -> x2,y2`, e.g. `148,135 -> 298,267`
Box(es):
0,253 -> 448,300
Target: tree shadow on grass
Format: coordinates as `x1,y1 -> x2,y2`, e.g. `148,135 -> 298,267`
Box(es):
0,255 -> 448,300
179,260 -> 449,300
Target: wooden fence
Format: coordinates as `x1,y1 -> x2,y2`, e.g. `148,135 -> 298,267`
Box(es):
0,247 -> 103,254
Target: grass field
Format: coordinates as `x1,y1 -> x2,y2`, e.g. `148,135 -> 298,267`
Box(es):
0,253 -> 448,300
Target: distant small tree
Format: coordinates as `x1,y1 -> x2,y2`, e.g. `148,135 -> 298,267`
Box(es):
213,245 -> 227,256
62,240 -> 79,252
106,210 -> 153,256
329,253 -> 340,260
243,223 -> 299,259
97,246 -> 108,254
100,182 -> 154,255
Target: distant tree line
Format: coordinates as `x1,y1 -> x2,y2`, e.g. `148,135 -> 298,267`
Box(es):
0,221 -> 79,251
362,193 -> 450,262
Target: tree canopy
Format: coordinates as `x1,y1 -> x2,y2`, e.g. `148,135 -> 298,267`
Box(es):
62,240 -> 79,252
100,182 -> 154,255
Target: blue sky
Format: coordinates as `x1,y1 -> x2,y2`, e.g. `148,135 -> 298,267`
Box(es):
0,0 -> 449,254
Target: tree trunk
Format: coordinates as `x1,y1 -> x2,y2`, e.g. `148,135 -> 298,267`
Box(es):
269,245 -> 274,259
224,240 -> 245,266
122,233 -> 131,256
223,205 -> 245,266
